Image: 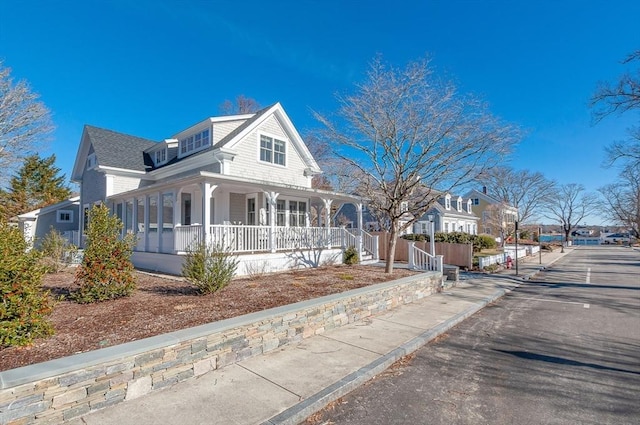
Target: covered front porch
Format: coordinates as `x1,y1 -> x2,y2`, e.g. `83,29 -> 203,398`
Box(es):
107,172 -> 379,275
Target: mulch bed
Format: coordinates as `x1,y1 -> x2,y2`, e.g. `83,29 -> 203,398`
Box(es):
0,265 -> 418,372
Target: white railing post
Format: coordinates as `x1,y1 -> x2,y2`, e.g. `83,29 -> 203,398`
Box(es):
357,229 -> 364,260
436,255 -> 444,272
408,242 -> 415,269
374,236 -> 379,260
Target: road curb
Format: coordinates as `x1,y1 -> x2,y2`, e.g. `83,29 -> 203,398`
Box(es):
262,287 -> 511,425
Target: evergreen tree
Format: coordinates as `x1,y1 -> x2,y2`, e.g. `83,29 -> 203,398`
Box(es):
0,154 -> 71,221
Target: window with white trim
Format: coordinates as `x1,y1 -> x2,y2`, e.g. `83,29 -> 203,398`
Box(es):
179,129 -> 210,156
86,153 -> 97,170
467,200 -> 472,213
155,148 -> 167,165
289,201 -> 307,227
260,134 -> 286,166
247,197 -> 256,225
457,198 -> 462,212
57,210 -> 73,223
445,195 -> 451,210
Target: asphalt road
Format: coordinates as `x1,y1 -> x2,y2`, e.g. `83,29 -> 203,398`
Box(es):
311,246 -> 640,424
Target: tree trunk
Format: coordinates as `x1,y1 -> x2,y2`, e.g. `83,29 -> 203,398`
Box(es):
385,227 -> 398,274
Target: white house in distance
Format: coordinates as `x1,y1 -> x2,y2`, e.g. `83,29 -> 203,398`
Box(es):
71,103 -> 378,275
413,193 -> 479,235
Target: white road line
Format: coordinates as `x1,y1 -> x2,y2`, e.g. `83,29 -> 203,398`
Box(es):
586,267 -> 591,284
517,297 -> 587,306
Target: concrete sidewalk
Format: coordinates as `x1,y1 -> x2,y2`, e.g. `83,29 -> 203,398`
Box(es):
72,250 -> 567,425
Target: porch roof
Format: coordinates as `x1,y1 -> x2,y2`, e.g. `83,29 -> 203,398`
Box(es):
107,171 -> 361,205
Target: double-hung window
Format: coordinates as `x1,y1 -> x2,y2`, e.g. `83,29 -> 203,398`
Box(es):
289,201 -> 306,227
155,148 -> 166,165
180,129 -> 210,156
260,135 -> 286,166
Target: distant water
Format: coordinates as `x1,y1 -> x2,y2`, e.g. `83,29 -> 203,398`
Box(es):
540,235 -> 564,242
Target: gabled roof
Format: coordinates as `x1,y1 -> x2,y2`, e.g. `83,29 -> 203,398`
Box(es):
72,126 -> 157,181
16,196 -> 81,221
85,126 -> 156,171
72,103 -> 321,181
463,188 -> 503,205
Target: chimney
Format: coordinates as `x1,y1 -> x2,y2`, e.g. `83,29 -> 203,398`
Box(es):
482,186 -> 487,194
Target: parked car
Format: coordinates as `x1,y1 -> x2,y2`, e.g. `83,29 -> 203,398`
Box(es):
603,233 -> 630,244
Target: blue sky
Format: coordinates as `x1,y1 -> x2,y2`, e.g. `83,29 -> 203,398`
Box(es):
1,0 -> 639,225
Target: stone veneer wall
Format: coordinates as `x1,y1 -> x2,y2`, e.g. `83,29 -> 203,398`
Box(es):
0,272 -> 440,424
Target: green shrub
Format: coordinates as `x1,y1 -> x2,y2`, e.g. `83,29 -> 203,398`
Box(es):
343,246 -> 359,265
39,226 -> 77,273
474,234 -> 497,252
0,222 -> 54,347
73,204 -> 137,303
182,241 -> 239,294
402,234 -> 427,242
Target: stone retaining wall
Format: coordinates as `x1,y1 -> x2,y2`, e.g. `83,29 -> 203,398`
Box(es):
0,272 -> 440,424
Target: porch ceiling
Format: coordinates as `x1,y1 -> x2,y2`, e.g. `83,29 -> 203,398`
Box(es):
107,171 -> 361,205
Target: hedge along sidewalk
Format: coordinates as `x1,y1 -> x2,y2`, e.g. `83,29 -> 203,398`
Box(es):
0,271 -> 441,424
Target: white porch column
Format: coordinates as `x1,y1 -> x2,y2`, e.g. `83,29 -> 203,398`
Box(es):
355,202 -> 364,257
156,191 -> 163,253
264,191 -> 279,253
322,198 -> 333,248
144,195 -> 150,252
174,189 -> 183,227
201,182 -> 217,246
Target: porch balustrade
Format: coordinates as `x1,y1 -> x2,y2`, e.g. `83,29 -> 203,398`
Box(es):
408,242 -> 443,272
172,224 -> 348,253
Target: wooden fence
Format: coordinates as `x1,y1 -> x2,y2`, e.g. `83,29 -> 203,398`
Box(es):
372,232 -> 473,270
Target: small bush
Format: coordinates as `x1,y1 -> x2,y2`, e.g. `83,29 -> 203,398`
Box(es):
0,222 -> 54,347
39,226 -> 77,273
483,263 -> 499,273
73,204 -> 137,303
182,241 -> 239,294
343,246 -> 359,265
402,234 -> 427,242
474,234 -> 497,252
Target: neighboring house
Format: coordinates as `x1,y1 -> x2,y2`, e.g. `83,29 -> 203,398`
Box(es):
14,197 -> 81,247
464,187 -> 518,240
335,192 -> 479,236
71,103 -> 376,275
413,193 -> 479,235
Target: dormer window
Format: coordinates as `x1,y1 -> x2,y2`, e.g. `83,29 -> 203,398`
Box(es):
86,153 -> 97,170
467,199 -> 472,213
400,201 -> 408,213
260,134 -> 286,166
457,197 -> 462,212
445,195 -> 451,210
179,129 -> 210,156
155,148 -> 167,165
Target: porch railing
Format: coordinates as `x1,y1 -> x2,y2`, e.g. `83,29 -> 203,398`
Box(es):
408,242 -> 443,272
173,224 -> 346,253
343,228 -> 380,262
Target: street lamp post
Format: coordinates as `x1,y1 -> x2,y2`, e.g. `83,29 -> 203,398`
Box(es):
515,221 -> 519,276
538,225 -> 542,265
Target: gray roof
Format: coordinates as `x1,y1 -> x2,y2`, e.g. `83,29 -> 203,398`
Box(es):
85,125 -> 157,171
212,104 -> 274,149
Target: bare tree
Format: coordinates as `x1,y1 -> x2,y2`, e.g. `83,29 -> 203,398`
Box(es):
591,50 -> 640,170
478,166 -> 556,224
543,183 -> 597,251
483,202 -> 517,247
590,50 -> 640,122
0,62 -> 54,185
314,56 -> 521,273
598,164 -> 640,238
218,95 -> 261,115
